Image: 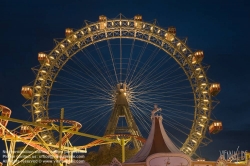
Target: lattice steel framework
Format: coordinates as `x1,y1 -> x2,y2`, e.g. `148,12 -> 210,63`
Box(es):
102,83 -> 143,150
23,14 -> 218,156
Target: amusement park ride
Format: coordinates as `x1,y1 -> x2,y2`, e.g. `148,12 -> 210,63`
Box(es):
0,14 -> 223,166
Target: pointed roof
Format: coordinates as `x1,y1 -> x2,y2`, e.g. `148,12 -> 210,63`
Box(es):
125,115 -> 181,163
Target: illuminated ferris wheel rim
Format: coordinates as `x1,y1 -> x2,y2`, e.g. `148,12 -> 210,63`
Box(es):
23,15 -> 220,156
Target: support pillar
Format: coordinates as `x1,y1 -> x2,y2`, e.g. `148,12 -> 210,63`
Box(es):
121,139 -> 125,163
59,108 -> 64,166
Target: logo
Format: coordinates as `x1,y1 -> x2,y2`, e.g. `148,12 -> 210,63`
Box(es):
219,146 -> 247,162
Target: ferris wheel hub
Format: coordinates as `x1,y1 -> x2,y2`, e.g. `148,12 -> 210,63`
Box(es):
115,83 -> 132,103
116,83 -> 127,92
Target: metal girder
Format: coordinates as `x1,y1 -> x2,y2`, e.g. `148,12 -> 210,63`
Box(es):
0,115 -> 132,164
0,115 -> 121,144
102,91 -> 143,150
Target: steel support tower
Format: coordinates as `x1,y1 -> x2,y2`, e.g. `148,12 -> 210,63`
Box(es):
102,83 -> 143,150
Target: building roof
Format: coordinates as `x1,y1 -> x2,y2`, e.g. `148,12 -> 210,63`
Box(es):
125,115 -> 181,163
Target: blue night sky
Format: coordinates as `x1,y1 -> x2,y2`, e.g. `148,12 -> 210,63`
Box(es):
0,0 -> 250,161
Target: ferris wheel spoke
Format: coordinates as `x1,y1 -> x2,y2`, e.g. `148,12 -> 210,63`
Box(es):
81,49 -> 112,88
49,94 -> 112,103
131,97 -> 151,108
52,83 -> 111,97
48,102 -> 112,114
132,98 -> 194,111
162,105 -> 194,116
49,104 -> 112,116
120,38 -> 122,82
81,109 -> 110,133
68,56 -> 110,89
131,102 -> 151,120
129,49 -> 165,87
134,79 -> 190,96
134,112 -> 151,130
133,86 -> 191,99
75,106 -> 112,117
162,109 -> 194,120
131,103 -> 153,129
130,98 -> 155,107
60,66 -> 98,86
130,53 -> 173,87
50,93 -> 112,101
132,99 -> 191,137
132,100 -> 158,112
107,39 -> 119,83
132,85 -> 192,95
165,101 -> 194,107
124,39 -> 135,83
163,120 -> 189,136
63,61 -> 92,79
131,63 -> 182,91
61,64 -> 108,90
133,92 -> 193,102
53,80 -> 111,97
161,103 -> 194,113
49,94 -> 111,106
79,49 -> 113,89
80,109 -> 110,127
132,47 -> 161,84
133,66 -> 185,92
131,105 -> 150,134
63,107 -> 110,125
72,107 -> 108,125
160,101 -> 194,108
133,86 -> 190,99
165,130 -> 184,147
133,99 -> 193,121
49,99 -> 112,106
131,93 -> 193,105
93,42 -> 116,86
146,72 -> 186,90
51,86 -> 112,97
50,91 -> 112,102
74,116 -> 108,142
72,113 -> 109,143
131,101 -> 152,118
127,42 -> 148,84
162,107 -> 193,116
163,116 -> 191,131
49,100 -> 112,109
161,111 -> 193,121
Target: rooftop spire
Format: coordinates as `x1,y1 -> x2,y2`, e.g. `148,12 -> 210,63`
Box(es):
126,106 -> 181,163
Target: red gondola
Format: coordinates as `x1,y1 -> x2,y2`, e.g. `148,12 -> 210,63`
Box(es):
209,121 -> 223,134
21,86 -> 33,99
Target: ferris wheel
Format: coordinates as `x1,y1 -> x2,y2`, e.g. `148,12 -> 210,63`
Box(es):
21,14 -> 221,157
